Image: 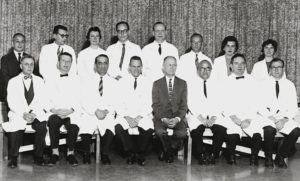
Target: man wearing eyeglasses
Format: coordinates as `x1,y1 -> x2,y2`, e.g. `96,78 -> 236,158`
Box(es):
187,60 -> 227,165
257,58 -> 300,168
177,33 -> 212,82
106,21 -> 142,80
39,25 -> 77,82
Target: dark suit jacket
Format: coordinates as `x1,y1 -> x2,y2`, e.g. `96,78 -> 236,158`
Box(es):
0,50 -> 31,101
152,76 -> 188,121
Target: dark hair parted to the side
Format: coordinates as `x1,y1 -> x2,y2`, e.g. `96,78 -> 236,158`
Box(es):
129,56 -> 143,66
257,39 -> 278,62
218,36 -> 239,56
86,26 -> 102,40
53,25 -> 68,34
152,22 -> 166,31
163,56 -> 176,63
13,33 -> 25,40
20,54 -> 35,62
230,53 -> 246,64
58,52 -> 72,62
190,33 -> 203,42
269,58 -> 284,69
95,54 -> 109,64
116,21 -> 130,31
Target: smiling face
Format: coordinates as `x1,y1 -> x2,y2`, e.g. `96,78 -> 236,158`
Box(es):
117,23 -> 129,43
269,60 -> 284,80
230,56 -> 246,76
54,29 -> 68,45
95,56 -> 109,76
224,41 -> 237,56
263,43 -> 275,58
13,35 -> 25,52
191,35 -> 203,53
129,59 -> 142,78
58,54 -> 72,74
197,61 -> 212,80
89,31 -> 100,46
153,23 -> 166,43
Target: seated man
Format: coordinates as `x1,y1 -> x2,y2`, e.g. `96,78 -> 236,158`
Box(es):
2,55 -> 48,168
115,56 -> 154,166
222,53 -> 263,165
79,54 -> 117,165
258,58 -> 300,168
46,52 -> 81,166
187,60 -> 227,165
152,56 -> 188,163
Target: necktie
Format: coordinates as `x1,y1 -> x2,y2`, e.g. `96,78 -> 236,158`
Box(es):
60,74 -> 68,77
195,54 -> 199,67
203,80 -> 207,98
57,46 -> 61,55
99,76 -> 103,96
236,76 -> 244,80
276,80 -> 279,98
119,43 -> 125,70
134,77 -> 137,90
18,53 -> 22,62
168,78 -> 173,100
24,75 -> 32,80
158,44 -> 162,55
24,80 -> 34,105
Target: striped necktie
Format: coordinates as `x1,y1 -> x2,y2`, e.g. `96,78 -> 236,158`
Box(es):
99,77 -> 103,96
168,78 -> 173,100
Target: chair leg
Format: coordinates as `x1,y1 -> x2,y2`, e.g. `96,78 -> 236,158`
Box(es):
187,131 -> 192,165
96,132 -> 101,163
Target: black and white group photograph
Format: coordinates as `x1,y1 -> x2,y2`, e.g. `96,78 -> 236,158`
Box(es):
0,0 -> 300,180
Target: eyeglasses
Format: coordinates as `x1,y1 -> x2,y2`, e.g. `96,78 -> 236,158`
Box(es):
270,66 -> 283,69
199,67 -> 211,71
117,29 -> 128,34
58,34 -> 69,38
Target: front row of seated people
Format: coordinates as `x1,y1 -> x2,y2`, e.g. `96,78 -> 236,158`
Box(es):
2,52 -> 300,169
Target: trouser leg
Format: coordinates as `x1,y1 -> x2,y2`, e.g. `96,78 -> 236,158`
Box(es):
31,119 -> 47,157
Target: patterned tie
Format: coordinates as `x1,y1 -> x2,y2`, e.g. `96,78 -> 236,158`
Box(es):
99,76 -> 103,96
275,81 -> 279,98
134,77 -> 137,90
119,43 -> 125,70
195,54 -> 199,67
18,53 -> 22,62
203,80 -> 207,98
57,45 -> 61,55
168,78 -> 173,100
158,44 -> 162,55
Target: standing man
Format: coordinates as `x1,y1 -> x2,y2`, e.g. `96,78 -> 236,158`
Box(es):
222,53 -> 263,165
79,54 -> 117,165
46,52 -> 80,167
106,21 -> 142,80
142,22 -> 179,81
2,55 -> 48,168
39,25 -> 77,82
0,33 -> 35,103
152,56 -> 188,163
115,56 -> 154,166
178,33 -> 212,81
187,60 -> 227,165
258,58 -> 300,168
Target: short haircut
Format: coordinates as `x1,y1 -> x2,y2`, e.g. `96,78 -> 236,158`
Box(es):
13,33 -> 25,40
86,26 -> 102,40
197,59 -> 212,70
190,33 -> 203,42
20,54 -> 34,62
116,21 -> 130,31
261,39 -> 278,53
163,56 -> 176,63
58,52 -> 72,61
129,56 -> 143,66
230,53 -> 246,64
53,25 -> 68,34
152,21 -> 166,31
269,58 -> 284,68
95,54 -> 109,64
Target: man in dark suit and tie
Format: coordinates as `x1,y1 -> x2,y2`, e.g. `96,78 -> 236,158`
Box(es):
152,56 -> 188,163
0,33 -> 29,103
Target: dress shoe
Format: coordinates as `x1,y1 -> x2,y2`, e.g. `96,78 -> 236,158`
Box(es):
275,155 -> 287,168
7,157 -> 18,168
101,154 -> 111,165
48,154 -> 59,166
67,154 -> 78,167
34,156 -> 47,166
265,156 -> 274,168
83,153 -> 91,164
137,154 -> 146,166
198,153 -> 207,165
227,154 -> 236,165
166,151 -> 174,163
208,153 -> 216,165
126,153 -> 136,165
158,151 -> 166,161
250,155 -> 259,166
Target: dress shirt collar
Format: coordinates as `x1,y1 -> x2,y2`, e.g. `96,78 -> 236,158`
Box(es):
14,50 -> 24,60
154,40 -> 166,46
117,40 -> 130,46
191,50 -> 204,57
53,42 -> 65,48
98,73 -> 109,81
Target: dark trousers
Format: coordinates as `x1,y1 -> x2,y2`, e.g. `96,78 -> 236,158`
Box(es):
227,133 -> 262,155
226,134 -> 240,155
115,124 -> 153,155
80,129 -> 114,155
8,119 -> 47,158
47,115 -> 79,151
191,124 -> 227,156
278,127 -> 300,157
155,119 -> 187,153
263,126 -> 277,157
